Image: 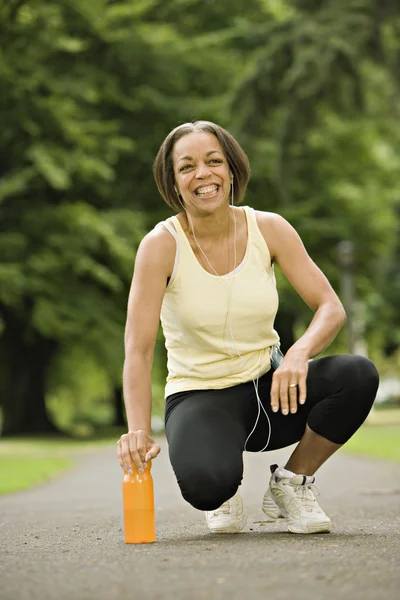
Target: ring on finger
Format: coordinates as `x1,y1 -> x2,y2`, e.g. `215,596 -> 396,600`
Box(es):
289,383 -> 298,388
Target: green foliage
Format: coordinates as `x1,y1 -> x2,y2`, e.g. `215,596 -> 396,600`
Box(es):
227,0 -> 400,348
0,2 -> 161,397
46,345 -> 113,432
1,0 -> 400,434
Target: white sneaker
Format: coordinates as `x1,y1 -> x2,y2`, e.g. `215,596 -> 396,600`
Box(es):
262,464 -> 332,534
205,491 -> 247,533
262,490 -> 285,520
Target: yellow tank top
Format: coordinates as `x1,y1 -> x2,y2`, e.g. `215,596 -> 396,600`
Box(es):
160,206 -> 279,396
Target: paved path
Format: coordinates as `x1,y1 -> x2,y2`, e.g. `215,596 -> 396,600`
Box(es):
1,437 -> 399,600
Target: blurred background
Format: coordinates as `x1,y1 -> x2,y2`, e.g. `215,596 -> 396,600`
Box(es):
0,0 -> 399,491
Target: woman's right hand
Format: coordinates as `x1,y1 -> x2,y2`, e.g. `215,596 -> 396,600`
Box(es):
117,430 -> 161,474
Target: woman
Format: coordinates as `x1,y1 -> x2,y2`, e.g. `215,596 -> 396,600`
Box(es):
117,121 -> 379,535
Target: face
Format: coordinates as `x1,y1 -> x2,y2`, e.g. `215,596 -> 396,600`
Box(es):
172,131 -> 232,214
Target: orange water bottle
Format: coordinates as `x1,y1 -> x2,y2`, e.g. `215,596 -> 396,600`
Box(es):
122,461 -> 156,544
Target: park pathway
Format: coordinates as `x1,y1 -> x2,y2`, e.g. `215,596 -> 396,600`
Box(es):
1,437 -> 399,600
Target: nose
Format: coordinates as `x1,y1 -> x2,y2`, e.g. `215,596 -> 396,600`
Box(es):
195,162 -> 212,179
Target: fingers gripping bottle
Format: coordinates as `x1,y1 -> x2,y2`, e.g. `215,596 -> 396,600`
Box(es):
122,461 -> 156,543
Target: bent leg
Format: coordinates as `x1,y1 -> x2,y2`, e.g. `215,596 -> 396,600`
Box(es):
286,354 -> 379,474
246,354 -> 379,471
261,355 -> 379,533
165,389 -> 248,511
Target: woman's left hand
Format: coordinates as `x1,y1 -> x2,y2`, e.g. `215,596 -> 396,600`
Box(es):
270,349 -> 309,415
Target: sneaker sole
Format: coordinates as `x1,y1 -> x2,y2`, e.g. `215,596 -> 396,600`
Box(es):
287,520 -> 332,534
208,509 -> 248,534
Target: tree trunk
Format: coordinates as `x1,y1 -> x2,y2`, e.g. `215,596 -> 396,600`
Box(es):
0,312 -> 60,436
112,385 -> 126,427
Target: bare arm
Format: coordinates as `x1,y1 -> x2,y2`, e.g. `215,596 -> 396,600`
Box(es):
118,226 -> 175,472
256,212 -> 346,414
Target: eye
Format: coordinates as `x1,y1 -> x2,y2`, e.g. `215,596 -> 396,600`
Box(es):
179,164 -> 192,172
209,159 -> 223,165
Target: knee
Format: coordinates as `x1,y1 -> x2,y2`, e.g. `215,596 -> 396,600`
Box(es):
348,355 -> 379,394
340,355 -> 379,415
177,466 -> 241,511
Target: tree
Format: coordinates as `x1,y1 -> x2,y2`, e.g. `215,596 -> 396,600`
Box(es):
2,0 -> 399,435
226,0 -> 400,350
0,0 -> 259,434
0,1 -> 150,434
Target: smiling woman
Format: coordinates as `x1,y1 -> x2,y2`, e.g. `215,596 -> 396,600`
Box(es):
153,121 -> 250,212
117,119 -> 379,537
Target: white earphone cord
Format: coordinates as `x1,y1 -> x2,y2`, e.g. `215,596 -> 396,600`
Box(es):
185,181 -> 272,452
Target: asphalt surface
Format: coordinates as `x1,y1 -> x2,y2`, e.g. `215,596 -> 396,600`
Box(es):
1,436 -> 399,600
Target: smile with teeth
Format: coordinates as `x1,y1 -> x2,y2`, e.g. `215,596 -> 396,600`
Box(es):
195,184 -> 219,197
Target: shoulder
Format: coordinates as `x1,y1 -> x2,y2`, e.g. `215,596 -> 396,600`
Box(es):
254,210 -> 290,232
139,222 -> 176,255
253,210 -> 300,261
135,221 -> 176,277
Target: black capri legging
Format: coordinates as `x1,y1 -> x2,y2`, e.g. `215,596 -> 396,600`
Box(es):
165,355 -> 379,511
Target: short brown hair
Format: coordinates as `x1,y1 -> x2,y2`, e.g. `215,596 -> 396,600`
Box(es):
153,121 -> 251,212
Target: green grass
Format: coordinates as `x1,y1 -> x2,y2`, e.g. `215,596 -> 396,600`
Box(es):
0,432 -> 120,496
342,408 -> 400,463
0,457 -> 72,494
343,425 -> 400,463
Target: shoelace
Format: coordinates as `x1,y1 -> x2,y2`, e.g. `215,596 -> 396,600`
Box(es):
292,483 -> 321,513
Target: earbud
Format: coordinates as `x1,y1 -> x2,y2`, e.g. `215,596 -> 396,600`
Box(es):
174,185 -> 184,206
